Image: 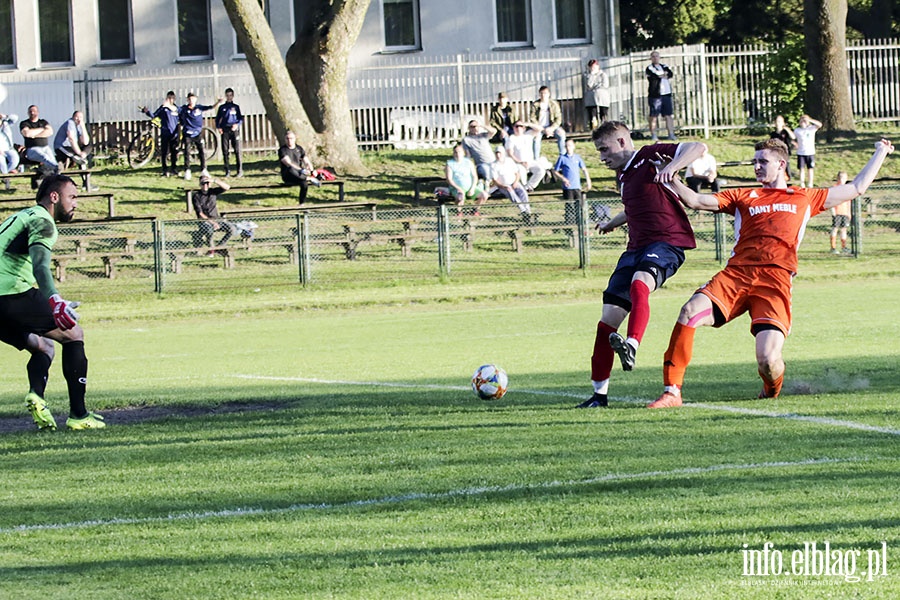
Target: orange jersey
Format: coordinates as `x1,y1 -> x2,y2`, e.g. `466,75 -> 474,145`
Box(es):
715,186 -> 829,273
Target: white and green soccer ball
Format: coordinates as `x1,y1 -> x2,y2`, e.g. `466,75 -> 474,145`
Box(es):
471,364 -> 509,400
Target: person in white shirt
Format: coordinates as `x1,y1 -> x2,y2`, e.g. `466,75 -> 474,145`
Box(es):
646,51 -> 675,141
793,114 -> 822,188
491,146 -> 532,222
0,113 -> 21,188
685,148 -> 722,193
504,121 -> 550,191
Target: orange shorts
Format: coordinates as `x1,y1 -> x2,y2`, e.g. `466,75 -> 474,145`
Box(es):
697,265 -> 793,336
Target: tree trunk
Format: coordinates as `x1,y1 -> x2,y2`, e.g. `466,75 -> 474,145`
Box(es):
286,0 -> 369,175
803,0 -> 856,140
221,0 -> 319,148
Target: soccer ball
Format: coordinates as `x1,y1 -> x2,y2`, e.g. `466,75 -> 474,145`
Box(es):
471,364 -> 509,400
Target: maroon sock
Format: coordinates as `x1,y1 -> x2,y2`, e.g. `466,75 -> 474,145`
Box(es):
591,321 -> 617,381
627,280 -> 651,343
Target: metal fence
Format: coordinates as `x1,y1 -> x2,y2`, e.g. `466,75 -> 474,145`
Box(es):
53,186 -> 900,298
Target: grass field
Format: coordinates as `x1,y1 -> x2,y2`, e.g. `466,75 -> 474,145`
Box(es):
0,269 -> 897,598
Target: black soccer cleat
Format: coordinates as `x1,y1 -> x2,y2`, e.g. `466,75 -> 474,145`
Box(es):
608,332 -> 636,372
576,393 -> 608,408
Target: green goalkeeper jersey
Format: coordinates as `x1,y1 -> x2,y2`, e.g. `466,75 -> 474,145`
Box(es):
0,205 -> 58,296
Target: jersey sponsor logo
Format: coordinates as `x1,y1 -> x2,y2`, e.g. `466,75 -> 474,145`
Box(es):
646,253 -> 660,258
749,203 -> 797,216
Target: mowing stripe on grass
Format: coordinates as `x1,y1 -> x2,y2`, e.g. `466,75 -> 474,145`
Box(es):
236,375 -> 900,436
0,457 -> 863,534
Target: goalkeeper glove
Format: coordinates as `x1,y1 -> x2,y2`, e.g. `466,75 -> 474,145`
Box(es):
48,294 -> 80,331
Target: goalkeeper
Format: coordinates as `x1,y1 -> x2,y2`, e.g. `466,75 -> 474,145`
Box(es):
0,174 -> 105,430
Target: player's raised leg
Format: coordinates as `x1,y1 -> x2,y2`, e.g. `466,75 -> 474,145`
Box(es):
754,328 -> 786,398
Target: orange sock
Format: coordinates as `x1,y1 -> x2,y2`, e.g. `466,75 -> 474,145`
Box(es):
663,322 -> 695,387
759,370 -> 784,398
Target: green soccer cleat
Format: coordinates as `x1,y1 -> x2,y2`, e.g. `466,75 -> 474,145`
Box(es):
66,412 -> 106,430
25,392 -> 57,431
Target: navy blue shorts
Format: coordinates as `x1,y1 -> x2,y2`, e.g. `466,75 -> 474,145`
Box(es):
648,95 -> 674,117
603,242 -> 687,310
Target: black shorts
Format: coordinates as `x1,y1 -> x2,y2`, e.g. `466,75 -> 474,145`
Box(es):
604,241 -> 687,310
797,155 -> 815,169
0,289 -> 55,350
832,215 -> 850,228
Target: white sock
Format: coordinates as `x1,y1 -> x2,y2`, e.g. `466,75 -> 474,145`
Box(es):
664,385 -> 681,396
592,379 -> 610,395
626,337 -> 639,351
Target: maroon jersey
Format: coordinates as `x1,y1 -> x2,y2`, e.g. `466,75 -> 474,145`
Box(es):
619,143 -> 696,251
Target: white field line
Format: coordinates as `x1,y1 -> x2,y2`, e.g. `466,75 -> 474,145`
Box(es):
236,375 -> 900,436
0,457 -> 863,534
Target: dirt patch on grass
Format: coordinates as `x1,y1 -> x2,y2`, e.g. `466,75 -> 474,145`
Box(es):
0,401 -> 284,435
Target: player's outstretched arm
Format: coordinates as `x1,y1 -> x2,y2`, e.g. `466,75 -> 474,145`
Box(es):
825,139 -> 894,208
666,176 -> 719,212
596,210 -> 626,233
654,142 -> 707,184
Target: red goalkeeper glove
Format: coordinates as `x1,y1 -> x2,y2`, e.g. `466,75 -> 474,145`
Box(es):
48,294 -> 80,331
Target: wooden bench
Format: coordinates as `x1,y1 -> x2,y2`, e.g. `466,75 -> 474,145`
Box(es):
166,236 -> 300,273
0,192 -> 116,217
1,168 -> 96,191
184,180 -> 345,212
220,201 -> 378,220
457,217 -> 581,253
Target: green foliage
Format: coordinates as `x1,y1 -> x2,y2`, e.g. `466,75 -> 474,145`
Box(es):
763,36 -> 810,122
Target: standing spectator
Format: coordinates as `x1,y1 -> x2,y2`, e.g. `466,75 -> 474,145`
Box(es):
489,92 -> 517,144
140,91 -> 180,177
461,120 -> 497,180
505,120 -> 549,192
530,86 -> 566,158
216,87 -> 244,177
179,92 -> 221,181
685,147 -> 722,193
769,115 -> 796,179
578,121 -> 706,408
192,174 -> 236,256
552,138 -> 592,200
18,105 -> 58,173
445,143 -> 488,216
491,146 -> 532,223
794,114 -> 822,188
583,59 -> 610,130
0,113 -> 21,190
0,174 -> 105,430
648,138 -> 893,408
54,110 -> 92,169
830,170 -> 852,254
646,51 -> 675,141
278,130 -> 319,204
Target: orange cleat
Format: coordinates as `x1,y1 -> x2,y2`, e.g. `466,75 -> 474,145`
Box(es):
647,391 -> 683,409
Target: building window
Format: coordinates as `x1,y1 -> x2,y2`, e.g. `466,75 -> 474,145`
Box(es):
495,0 -> 532,46
382,0 -> 420,50
554,0 -> 589,42
98,0 -> 134,62
177,0 -> 212,59
234,0 -> 268,57
38,0 -> 72,65
0,0 -> 14,68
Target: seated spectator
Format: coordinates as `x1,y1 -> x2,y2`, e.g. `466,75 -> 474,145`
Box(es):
489,92 -> 517,143
461,120 -> 497,180
685,148 -> 722,193
192,174 -> 236,256
278,130 -> 320,204
445,143 -> 488,216
54,110 -> 92,169
491,146 -> 532,223
505,120 -> 551,192
0,113 -> 20,189
19,104 -> 58,173
530,86 -> 566,158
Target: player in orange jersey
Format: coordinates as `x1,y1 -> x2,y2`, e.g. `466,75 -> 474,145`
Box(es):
648,137 -> 894,408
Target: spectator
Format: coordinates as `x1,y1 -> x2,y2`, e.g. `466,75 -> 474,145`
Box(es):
278,130 -> 320,204
552,138 -> 592,201
179,92 -> 222,181
530,86 -> 566,158
794,114 -> 822,188
445,143 -> 488,216
491,146 -> 532,223
461,120 -> 497,180
685,147 -> 722,193
54,110 -> 92,169
216,87 -> 244,177
0,113 -> 21,189
505,120 -> 550,192
18,105 -> 58,173
830,170 -> 851,254
140,91 -> 180,177
769,115 -> 796,179
192,174 -> 236,256
584,59 -> 610,130
646,51 -> 675,141
489,92 -> 518,144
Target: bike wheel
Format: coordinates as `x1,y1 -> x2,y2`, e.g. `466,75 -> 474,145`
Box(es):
201,127 -> 218,162
127,130 -> 156,169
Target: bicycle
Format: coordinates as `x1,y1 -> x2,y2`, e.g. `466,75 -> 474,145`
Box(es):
127,114 -> 219,169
